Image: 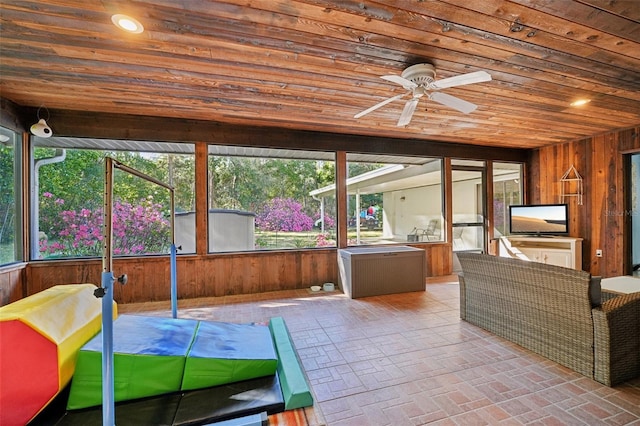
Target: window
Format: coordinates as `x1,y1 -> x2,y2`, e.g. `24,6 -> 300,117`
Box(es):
345,153 -> 443,246
451,159 -> 486,252
492,162 -> 523,236
0,126 -> 22,265
208,146 -> 336,251
32,137 -> 195,259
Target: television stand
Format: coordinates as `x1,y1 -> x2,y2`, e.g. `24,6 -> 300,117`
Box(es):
498,236 -> 583,270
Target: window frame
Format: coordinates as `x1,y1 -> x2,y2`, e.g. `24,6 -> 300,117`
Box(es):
30,137 -> 195,260
206,145 -> 338,253
345,153 -> 445,246
0,126 -> 23,266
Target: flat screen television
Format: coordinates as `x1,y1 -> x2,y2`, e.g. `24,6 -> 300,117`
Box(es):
508,203 -> 569,236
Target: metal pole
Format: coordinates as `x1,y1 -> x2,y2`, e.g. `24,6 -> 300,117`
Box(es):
356,190 -> 361,245
170,243 -> 177,318
100,271 -> 115,426
169,190 -> 178,318
96,157 -> 177,424
102,157 -> 115,426
113,159 -> 173,191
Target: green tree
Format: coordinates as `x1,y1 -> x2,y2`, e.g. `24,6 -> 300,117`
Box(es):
157,154 -> 195,212
263,159 -> 316,205
347,162 -> 385,215
208,156 -> 337,219
209,156 -> 264,211
36,148 -> 104,212
316,161 -> 335,187
36,149 -> 195,249
112,151 -> 170,210
0,146 -> 15,205
0,144 -> 16,245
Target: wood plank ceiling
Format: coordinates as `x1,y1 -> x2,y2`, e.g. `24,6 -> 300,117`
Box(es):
1,0 -> 639,149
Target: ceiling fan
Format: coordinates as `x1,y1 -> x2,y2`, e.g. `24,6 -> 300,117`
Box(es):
354,64 -> 492,126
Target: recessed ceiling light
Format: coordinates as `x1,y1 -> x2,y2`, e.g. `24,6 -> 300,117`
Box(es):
111,14 -> 144,34
570,99 -> 591,107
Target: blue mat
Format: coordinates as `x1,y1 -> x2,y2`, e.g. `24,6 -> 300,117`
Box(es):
182,321 -> 278,390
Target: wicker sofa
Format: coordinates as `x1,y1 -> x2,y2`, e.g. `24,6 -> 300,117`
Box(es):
457,252 -> 640,386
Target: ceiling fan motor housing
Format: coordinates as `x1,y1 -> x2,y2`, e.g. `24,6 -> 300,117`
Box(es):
401,64 -> 436,86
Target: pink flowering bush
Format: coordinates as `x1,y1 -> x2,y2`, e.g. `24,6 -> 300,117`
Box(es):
255,198 -> 314,232
313,213 -> 335,229
315,233 -> 336,247
39,193 -> 170,258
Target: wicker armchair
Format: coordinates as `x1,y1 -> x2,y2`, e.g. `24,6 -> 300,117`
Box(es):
593,293 -> 640,385
457,252 -> 640,386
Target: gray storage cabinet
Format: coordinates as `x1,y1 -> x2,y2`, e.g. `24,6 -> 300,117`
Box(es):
338,246 -> 426,299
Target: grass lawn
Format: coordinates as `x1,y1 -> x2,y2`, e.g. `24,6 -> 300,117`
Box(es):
255,229 -> 382,249
0,243 -> 17,264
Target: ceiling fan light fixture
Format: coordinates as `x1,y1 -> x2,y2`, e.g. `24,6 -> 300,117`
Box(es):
570,99 -> 591,107
111,14 -> 144,33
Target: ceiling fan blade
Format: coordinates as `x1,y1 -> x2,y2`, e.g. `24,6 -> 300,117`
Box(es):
430,92 -> 478,114
430,71 -> 491,90
381,75 -> 417,90
397,98 -> 419,126
354,93 -> 407,119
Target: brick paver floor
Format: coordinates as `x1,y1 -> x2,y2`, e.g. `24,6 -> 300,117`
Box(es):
120,276 -> 640,426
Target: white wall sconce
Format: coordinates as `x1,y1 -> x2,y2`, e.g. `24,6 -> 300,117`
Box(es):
30,106 -> 52,138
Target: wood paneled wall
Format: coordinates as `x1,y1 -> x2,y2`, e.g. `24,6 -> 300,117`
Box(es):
0,263 -> 26,305
26,250 -> 338,304
411,243 -> 453,277
528,126 -> 640,277
17,243 -> 451,304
